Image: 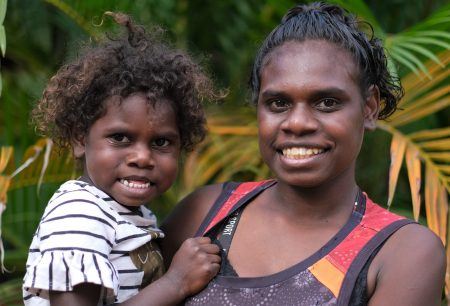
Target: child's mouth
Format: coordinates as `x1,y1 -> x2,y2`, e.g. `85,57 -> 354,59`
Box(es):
119,178 -> 154,189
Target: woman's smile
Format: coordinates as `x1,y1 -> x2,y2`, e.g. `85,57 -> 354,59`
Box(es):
257,40 -> 372,188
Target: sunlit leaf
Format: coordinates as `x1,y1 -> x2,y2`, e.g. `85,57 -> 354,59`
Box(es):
394,84 -> 450,118
387,134 -> 407,208
401,50 -> 450,100
419,138 -> 450,151
390,98 -> 450,127
427,152 -> 450,162
36,139 -> 53,195
405,145 -> 421,221
425,166 -> 442,242
438,165 -> 450,174
409,127 -> 450,141
0,146 -> 12,173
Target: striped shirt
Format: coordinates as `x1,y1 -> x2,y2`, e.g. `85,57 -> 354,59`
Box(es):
23,180 -> 165,305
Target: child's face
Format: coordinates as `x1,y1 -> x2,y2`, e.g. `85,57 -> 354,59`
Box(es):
257,40 -> 378,189
74,92 -> 181,207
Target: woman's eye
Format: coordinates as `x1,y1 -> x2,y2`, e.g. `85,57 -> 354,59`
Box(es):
153,138 -> 170,147
109,134 -> 130,143
268,99 -> 290,111
316,98 -> 341,111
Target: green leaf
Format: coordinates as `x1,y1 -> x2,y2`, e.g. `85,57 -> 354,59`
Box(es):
407,30 -> 450,40
0,0 -> 7,25
0,24 -> 6,56
399,36 -> 450,50
390,45 -> 428,77
398,41 -> 443,66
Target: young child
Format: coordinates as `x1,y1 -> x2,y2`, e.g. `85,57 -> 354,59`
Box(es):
23,13 -> 221,306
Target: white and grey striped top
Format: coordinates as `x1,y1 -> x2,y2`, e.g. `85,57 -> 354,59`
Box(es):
23,180 -> 164,305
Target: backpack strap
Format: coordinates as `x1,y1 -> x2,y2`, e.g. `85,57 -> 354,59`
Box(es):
195,180 -> 275,237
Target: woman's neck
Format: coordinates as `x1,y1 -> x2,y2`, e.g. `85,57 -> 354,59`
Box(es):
267,175 -> 359,224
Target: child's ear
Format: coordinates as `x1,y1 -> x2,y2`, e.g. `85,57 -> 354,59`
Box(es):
72,136 -> 86,158
364,85 -> 380,131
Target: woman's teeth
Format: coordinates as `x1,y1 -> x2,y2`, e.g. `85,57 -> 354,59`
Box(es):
282,147 -> 324,159
120,179 -> 150,189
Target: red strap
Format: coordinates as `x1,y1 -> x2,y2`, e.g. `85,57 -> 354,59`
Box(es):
327,197 -> 405,272
202,181 -> 269,235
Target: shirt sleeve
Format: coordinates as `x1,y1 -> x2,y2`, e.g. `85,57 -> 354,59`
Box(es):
23,189 -> 120,304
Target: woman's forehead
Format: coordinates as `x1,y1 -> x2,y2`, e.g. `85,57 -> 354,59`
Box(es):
260,40 -> 361,89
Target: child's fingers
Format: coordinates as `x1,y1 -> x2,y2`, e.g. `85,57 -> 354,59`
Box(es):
193,236 -> 213,244
198,242 -> 220,254
206,253 -> 221,264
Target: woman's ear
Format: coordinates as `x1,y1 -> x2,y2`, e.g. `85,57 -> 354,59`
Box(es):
72,137 -> 86,159
364,85 -> 380,131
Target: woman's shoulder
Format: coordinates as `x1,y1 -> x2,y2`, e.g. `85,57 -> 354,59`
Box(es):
381,222 -> 445,262
161,183 -> 225,235
368,222 -> 445,305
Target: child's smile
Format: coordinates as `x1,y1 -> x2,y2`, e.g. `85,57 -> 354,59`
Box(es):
74,92 -> 181,207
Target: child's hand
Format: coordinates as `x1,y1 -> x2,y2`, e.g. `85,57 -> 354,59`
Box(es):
165,237 -> 221,298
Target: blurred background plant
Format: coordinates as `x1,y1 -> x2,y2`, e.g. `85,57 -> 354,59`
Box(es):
0,0 -> 449,304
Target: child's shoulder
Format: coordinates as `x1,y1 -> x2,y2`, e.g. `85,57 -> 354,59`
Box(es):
43,179 -> 116,220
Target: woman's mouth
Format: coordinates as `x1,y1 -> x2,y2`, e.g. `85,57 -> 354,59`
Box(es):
281,147 -> 325,160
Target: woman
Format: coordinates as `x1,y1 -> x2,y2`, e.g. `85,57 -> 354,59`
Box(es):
161,2 -> 445,305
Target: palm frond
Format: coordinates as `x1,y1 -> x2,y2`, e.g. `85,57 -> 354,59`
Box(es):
379,52 -> 450,244
388,51 -> 450,125
386,6 -> 450,76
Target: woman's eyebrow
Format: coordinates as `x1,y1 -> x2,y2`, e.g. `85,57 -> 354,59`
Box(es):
260,87 -> 348,100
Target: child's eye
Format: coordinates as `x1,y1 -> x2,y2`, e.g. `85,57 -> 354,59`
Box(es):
153,138 -> 170,147
315,98 -> 341,111
108,134 -> 130,144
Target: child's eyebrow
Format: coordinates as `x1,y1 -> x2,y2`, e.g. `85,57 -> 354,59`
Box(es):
155,131 -> 180,139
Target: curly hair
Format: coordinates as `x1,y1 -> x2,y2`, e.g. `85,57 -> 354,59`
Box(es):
32,12 -> 218,152
249,2 -> 404,119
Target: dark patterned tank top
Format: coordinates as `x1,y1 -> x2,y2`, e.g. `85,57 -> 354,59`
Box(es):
185,180 -> 413,306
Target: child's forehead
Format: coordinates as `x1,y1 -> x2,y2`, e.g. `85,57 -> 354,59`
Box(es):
102,93 -> 176,121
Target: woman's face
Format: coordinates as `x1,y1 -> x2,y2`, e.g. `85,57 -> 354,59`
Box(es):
257,40 -> 378,189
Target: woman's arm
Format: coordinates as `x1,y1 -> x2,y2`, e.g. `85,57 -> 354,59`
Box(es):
368,224 -> 446,306
160,183 -> 224,266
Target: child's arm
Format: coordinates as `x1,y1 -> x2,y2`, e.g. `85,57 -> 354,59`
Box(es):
49,236 -> 220,306
122,236 -> 220,306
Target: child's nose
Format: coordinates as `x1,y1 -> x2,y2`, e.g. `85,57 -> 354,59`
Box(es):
281,103 -> 319,135
126,145 -> 154,168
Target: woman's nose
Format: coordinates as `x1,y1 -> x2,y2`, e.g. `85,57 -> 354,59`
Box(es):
280,103 -> 319,135
126,145 -> 154,168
